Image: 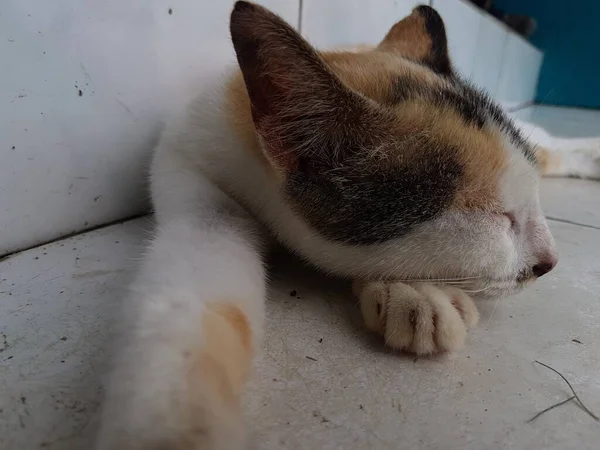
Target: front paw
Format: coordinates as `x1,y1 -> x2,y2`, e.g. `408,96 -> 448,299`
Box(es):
353,281 -> 479,355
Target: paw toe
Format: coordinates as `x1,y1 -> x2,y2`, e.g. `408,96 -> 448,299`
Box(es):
415,285 -> 466,353
358,281 -> 388,334
443,287 -> 479,328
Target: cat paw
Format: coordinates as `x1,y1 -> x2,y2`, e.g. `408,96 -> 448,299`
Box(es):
95,301 -> 252,450
354,281 -> 479,355
95,371 -> 247,450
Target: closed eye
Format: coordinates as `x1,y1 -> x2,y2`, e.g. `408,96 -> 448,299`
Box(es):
503,212 -> 518,232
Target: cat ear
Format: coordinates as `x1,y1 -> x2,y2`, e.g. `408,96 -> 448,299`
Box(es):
378,5 -> 453,76
230,1 -> 382,171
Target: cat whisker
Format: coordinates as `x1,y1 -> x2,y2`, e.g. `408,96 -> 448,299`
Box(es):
384,328 -> 399,346
460,286 -> 493,294
391,276 -> 482,283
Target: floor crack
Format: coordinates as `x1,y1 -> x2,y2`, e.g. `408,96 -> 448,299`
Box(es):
0,213 -> 150,262
546,215 -> 600,231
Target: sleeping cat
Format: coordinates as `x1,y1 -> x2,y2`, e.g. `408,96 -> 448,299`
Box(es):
95,2 -> 600,449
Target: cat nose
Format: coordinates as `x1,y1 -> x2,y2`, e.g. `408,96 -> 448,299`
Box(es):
532,255 -> 558,278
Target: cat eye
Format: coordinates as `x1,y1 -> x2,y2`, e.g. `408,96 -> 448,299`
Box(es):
502,212 -> 518,231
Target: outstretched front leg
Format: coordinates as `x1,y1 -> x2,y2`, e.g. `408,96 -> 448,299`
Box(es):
353,281 -> 479,355
95,150 -> 267,450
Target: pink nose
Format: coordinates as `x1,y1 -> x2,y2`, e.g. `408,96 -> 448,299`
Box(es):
532,254 -> 558,278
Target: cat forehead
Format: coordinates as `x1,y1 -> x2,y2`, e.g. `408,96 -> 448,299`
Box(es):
322,51 -> 536,196
323,50 -> 536,159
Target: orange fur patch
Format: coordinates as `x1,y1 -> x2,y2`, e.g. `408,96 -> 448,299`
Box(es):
188,302 -> 253,406
322,50 -> 440,103
165,303 -> 252,449
378,10 -> 432,61
393,100 -> 507,210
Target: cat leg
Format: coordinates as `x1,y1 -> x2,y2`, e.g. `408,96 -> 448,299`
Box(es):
513,118 -> 600,180
353,280 -> 479,354
95,149 -> 267,450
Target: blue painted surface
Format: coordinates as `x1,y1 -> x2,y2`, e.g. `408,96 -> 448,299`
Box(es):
494,0 -> 600,108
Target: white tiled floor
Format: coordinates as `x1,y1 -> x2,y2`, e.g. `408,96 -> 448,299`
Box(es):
1,107 -> 599,449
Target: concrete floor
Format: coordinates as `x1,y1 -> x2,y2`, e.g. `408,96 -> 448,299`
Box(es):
1,106 -> 599,449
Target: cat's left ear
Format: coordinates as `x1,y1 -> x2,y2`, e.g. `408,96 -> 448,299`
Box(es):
378,5 -> 453,76
230,1 -> 385,173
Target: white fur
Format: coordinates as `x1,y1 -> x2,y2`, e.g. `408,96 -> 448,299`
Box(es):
96,66 -> 597,448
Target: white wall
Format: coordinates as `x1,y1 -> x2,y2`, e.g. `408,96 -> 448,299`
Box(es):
495,33 -> 543,108
0,0 -> 298,256
432,0 -> 482,79
302,0 -> 422,48
432,0 -> 543,108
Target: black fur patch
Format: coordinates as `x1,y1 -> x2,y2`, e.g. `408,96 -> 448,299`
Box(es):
285,150 -> 462,244
414,5 -> 453,76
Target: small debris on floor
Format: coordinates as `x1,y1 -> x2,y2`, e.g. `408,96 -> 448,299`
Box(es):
289,290 -> 297,297
305,356 -> 317,361
572,339 -> 583,344
318,338 -> 323,343
528,396 -> 575,423
529,360 -> 599,422
312,410 -> 330,423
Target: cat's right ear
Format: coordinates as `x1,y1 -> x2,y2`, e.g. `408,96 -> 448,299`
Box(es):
230,1 -> 382,172
378,5 -> 453,76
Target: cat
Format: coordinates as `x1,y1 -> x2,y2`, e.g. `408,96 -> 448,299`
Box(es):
95,2 -> 600,449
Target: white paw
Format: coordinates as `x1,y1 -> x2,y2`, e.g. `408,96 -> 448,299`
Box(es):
354,281 -> 479,355
95,363 -> 247,450
95,298 -> 252,450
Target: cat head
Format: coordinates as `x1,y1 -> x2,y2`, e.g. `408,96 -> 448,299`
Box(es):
229,1 -> 557,298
